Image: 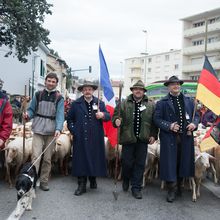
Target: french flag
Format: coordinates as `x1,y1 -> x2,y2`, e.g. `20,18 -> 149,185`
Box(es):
99,45 -> 117,147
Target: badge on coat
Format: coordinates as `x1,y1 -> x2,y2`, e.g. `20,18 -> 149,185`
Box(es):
139,105 -> 146,111
93,104 -> 98,111
185,112 -> 190,120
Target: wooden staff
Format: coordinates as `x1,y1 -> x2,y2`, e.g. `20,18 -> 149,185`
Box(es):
22,85 -> 27,162
112,82 -> 123,200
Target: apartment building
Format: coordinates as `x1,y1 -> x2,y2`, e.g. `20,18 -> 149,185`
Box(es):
181,8 -> 220,80
124,50 -> 182,96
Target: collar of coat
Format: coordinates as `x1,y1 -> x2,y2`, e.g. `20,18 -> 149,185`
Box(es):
161,93 -> 190,101
75,95 -> 99,104
127,94 -> 148,103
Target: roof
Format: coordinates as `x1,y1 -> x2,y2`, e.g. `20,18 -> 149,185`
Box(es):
180,7 -> 220,21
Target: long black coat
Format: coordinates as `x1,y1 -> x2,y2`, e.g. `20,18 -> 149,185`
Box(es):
153,94 -> 200,182
67,96 -> 110,177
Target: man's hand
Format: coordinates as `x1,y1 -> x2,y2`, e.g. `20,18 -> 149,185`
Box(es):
186,123 -> 196,131
148,137 -> 156,145
23,112 -> 29,121
170,122 -> 180,132
96,112 -> 104,119
54,130 -> 61,138
0,139 -> 4,150
115,118 -> 121,127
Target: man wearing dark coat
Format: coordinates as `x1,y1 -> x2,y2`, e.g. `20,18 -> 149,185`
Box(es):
67,82 -> 110,196
112,80 -> 158,199
154,76 -> 200,203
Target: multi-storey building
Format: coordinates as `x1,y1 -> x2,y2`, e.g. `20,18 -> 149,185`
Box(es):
124,50 -> 182,96
181,8 -> 220,80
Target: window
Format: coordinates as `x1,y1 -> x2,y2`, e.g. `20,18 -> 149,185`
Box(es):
165,55 -> 169,61
208,37 -> 217,43
193,21 -> 205,27
148,68 -> 151,72
174,64 -> 179,70
192,39 -> 204,46
141,59 -> 144,64
148,58 -> 152,63
40,60 -> 45,77
191,76 -> 199,80
209,18 -> 216,24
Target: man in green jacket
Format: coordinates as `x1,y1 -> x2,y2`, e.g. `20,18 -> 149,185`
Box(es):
112,80 -> 158,199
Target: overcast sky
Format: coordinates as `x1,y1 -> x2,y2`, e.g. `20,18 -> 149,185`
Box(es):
45,0 -> 220,80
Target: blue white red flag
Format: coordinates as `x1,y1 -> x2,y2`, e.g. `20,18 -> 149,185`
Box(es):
99,45 -> 117,147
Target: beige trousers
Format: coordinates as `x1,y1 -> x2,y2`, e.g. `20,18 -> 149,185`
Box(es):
32,133 -> 55,183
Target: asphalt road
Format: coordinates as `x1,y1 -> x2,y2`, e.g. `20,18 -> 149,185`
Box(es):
1,176 -> 220,220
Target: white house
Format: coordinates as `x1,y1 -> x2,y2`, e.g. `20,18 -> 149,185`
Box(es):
0,42 -> 50,96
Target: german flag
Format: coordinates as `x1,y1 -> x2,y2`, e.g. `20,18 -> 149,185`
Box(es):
200,117 -> 220,152
196,56 -> 220,116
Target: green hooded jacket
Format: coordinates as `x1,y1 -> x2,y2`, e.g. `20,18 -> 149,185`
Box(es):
112,94 -> 158,144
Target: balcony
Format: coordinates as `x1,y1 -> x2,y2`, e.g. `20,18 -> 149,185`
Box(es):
183,41 -> 220,55
183,22 -> 220,38
129,72 -> 142,78
182,61 -> 220,73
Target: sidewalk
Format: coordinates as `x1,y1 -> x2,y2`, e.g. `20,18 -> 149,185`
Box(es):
202,178 -> 220,199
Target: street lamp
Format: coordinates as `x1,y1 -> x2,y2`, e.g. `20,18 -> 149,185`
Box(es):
142,30 -> 148,85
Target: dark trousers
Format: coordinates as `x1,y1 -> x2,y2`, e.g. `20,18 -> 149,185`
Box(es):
122,142 -> 147,191
166,134 -> 183,188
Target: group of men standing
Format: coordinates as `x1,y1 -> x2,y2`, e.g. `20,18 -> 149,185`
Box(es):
66,74 -> 199,203
0,73 -> 199,203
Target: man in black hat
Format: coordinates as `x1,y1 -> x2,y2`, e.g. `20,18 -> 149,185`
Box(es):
67,82 -> 110,196
112,80 -> 158,199
154,76 -> 200,202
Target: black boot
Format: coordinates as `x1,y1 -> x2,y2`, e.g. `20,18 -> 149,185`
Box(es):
89,176 -> 97,189
132,189 -> 142,199
176,178 -> 183,197
74,177 -> 87,196
122,178 -> 129,192
166,182 -> 176,203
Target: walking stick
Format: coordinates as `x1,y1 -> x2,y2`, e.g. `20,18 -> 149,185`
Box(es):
112,82 -> 122,201
22,85 -> 27,163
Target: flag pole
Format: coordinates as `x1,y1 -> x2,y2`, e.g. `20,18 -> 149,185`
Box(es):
192,18 -> 208,122
97,44 -> 101,111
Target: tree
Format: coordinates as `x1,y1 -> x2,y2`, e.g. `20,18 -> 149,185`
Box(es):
0,0 -> 52,62
49,48 -> 60,58
66,68 -> 73,91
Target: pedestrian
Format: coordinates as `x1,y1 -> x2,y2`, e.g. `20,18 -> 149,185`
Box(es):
0,89 -> 13,149
24,73 -> 64,191
201,108 -> 216,127
112,80 -> 158,199
67,82 -> 110,196
0,88 -> 13,170
64,96 -> 71,120
153,76 -> 200,203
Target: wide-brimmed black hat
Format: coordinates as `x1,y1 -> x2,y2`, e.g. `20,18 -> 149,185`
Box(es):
130,80 -> 147,91
77,82 -> 98,92
164,76 -> 184,86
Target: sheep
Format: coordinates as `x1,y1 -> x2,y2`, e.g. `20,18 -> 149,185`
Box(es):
4,137 -> 32,187
52,133 -> 71,176
143,141 -> 160,187
191,149 -> 215,202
